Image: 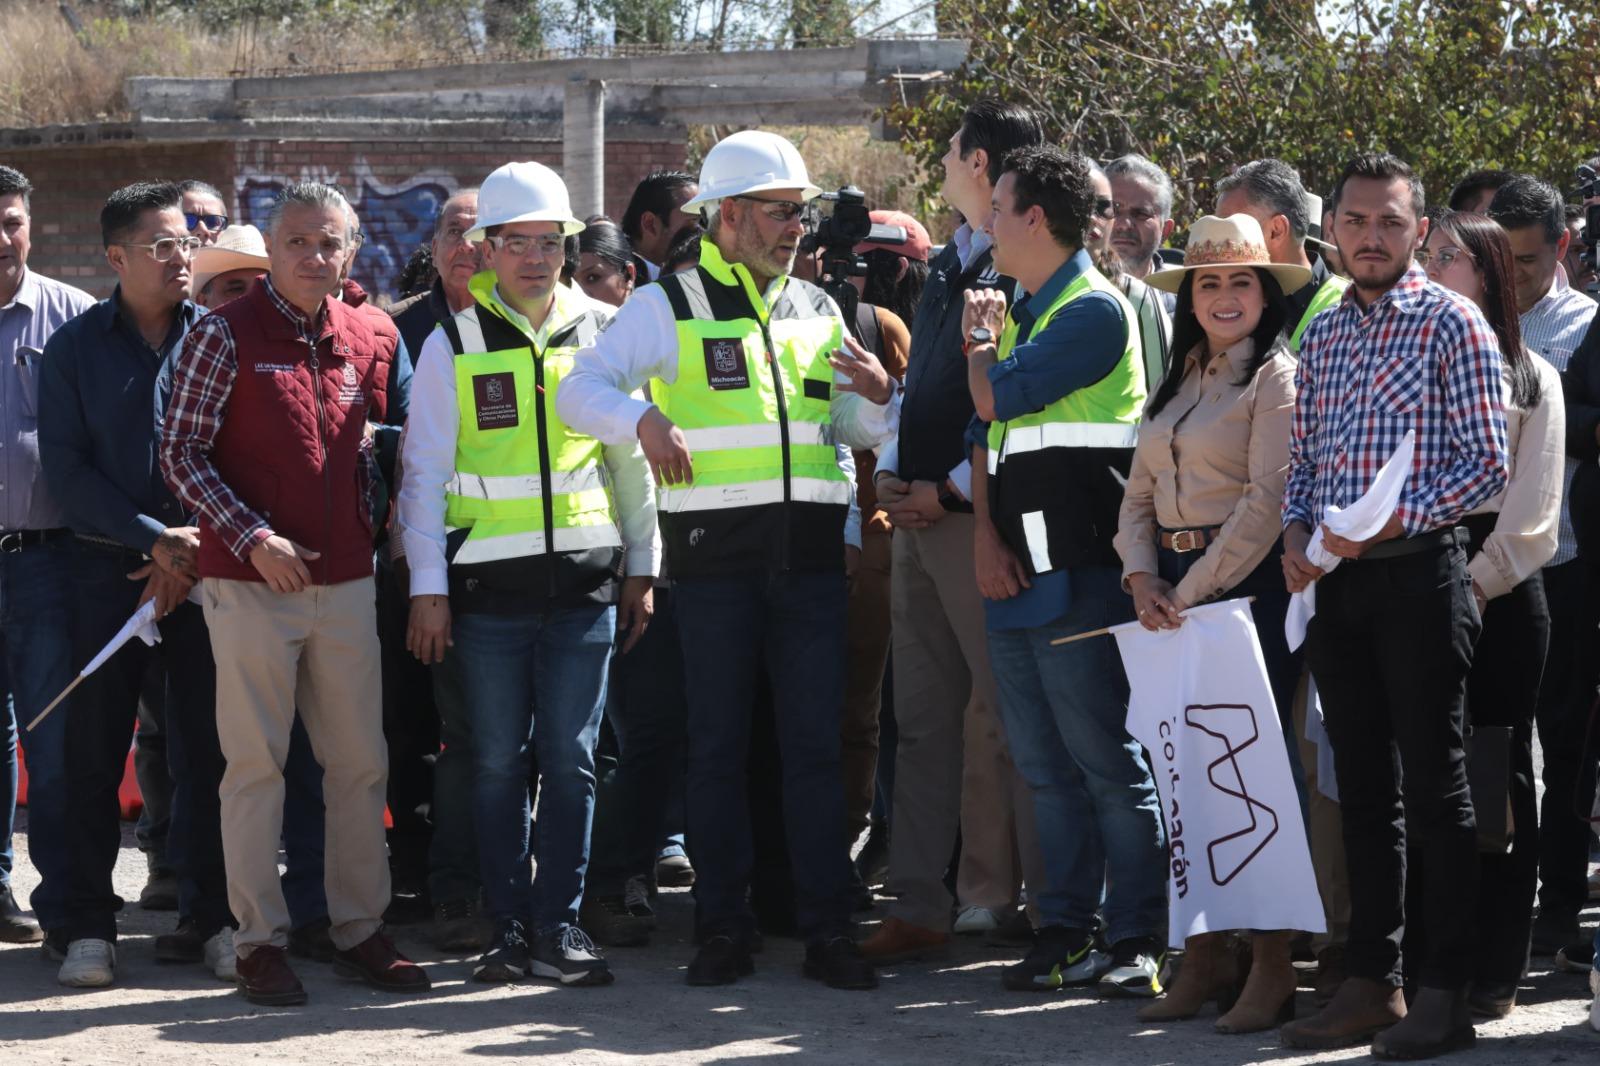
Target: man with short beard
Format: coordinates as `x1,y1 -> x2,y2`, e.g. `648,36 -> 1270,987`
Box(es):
559,129 -> 897,991
1280,153 -> 1508,1059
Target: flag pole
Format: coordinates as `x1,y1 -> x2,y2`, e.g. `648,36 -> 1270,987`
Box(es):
1049,596 -> 1256,646
26,673 -> 86,732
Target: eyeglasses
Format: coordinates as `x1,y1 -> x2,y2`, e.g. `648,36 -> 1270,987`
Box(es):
734,196 -> 806,223
185,212 -> 229,232
487,233 -> 566,258
1415,247 -> 1473,270
118,235 -> 202,262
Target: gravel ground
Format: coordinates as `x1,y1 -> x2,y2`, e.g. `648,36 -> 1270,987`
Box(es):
0,810 -> 1595,1066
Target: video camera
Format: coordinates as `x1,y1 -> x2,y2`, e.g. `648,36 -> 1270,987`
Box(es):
1574,164 -> 1600,282
801,185 -> 908,341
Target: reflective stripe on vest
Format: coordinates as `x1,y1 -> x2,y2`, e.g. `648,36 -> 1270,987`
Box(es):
985,421 -> 1141,475
1289,274 -> 1350,352
650,240 -> 850,517
443,276 -> 621,561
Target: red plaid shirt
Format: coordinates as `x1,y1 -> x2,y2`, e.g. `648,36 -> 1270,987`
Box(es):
1283,265 -> 1508,537
160,277 -> 379,562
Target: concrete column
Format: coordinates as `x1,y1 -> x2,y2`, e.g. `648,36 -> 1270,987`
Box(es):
563,78 -> 605,220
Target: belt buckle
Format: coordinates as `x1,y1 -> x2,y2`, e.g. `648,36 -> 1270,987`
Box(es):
0,532 -> 23,554
1171,529 -> 1202,553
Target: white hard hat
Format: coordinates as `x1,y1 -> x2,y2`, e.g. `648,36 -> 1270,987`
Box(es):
683,131 -> 822,213
467,161 -> 584,241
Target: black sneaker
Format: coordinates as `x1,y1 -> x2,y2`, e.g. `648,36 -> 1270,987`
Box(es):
1002,926 -> 1106,991
287,917 -> 337,963
1555,938 -> 1596,974
153,918 -> 206,964
529,924 -> 613,986
0,884 -> 42,944
474,919 -> 532,982
687,934 -> 754,986
803,935 -> 878,990
1530,914 -> 1577,957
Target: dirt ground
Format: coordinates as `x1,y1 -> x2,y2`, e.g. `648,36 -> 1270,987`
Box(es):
0,813 -> 1595,1066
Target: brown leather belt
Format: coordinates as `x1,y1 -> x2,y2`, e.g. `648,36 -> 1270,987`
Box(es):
1158,526 -> 1219,553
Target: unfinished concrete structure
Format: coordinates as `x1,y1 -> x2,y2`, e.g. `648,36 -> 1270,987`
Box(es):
0,39 -> 965,300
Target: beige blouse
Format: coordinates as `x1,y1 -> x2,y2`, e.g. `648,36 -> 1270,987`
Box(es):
1465,356 -> 1564,599
1114,337 -> 1297,607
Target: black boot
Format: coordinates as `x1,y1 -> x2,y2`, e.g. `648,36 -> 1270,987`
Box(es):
1371,986 -> 1475,1060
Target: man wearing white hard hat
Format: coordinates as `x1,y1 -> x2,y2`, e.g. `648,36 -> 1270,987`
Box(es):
399,160 -> 657,988
1215,161 -> 1351,353
559,129 -> 896,992
191,224 -> 270,308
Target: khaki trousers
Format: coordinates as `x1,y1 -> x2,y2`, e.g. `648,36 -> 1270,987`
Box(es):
887,513 -> 1044,930
203,576 -> 390,956
841,530 -> 894,838
1294,668 -> 1351,950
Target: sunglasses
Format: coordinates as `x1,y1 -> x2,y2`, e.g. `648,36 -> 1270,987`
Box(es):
185,212 -> 229,232
734,196 -> 806,223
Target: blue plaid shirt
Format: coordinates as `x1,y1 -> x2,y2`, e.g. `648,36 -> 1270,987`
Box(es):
1283,265 -> 1508,537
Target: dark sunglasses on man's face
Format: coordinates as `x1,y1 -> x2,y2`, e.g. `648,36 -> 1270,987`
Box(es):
185,212 -> 229,232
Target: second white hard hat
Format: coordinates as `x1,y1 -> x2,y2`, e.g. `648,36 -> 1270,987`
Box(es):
467,161 -> 584,241
683,130 -> 822,213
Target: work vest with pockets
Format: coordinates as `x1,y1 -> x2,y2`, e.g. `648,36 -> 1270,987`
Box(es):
1289,274 -> 1350,353
440,274 -> 622,608
986,267 -> 1146,576
651,239 -> 852,578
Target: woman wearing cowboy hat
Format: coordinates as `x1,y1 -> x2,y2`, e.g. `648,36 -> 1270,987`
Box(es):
1113,212 -> 1313,1034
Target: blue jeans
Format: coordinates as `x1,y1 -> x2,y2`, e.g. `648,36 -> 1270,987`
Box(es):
674,571 -> 853,940
0,540 -> 75,931
453,605 -> 613,932
987,594 -> 1167,944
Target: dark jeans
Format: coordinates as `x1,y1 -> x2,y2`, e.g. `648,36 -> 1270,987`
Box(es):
63,543 -> 230,942
1156,541 -> 1309,825
453,604 -> 613,931
1533,558 -> 1600,932
427,646 -> 480,905
378,564 -> 437,886
281,715 -> 328,930
589,588 -> 687,897
675,571 -> 853,941
0,540 -> 75,930
132,660 -> 172,860
1402,558 -> 1546,987
1304,544 -> 1480,989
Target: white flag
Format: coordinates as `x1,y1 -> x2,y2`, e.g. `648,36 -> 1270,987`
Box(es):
1113,598 -> 1324,946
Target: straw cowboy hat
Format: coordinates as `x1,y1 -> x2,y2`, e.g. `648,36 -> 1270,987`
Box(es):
1147,214 -> 1313,294
191,224 -> 270,294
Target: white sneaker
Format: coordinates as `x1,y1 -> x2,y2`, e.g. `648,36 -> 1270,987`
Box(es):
204,927 -> 238,982
953,905 -> 1000,935
58,939 -> 116,988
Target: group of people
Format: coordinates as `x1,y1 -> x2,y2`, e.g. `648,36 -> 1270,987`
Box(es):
0,93 -> 1595,1060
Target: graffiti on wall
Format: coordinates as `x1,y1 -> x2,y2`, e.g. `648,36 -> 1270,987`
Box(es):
236,161 -> 457,302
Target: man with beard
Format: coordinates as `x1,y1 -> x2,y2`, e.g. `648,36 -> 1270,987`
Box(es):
620,171 -> 700,283
558,130 -> 897,990
1279,153 -> 1508,1059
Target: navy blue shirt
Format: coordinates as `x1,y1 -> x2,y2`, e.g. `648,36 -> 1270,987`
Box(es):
38,290 -> 200,553
967,249 -> 1130,630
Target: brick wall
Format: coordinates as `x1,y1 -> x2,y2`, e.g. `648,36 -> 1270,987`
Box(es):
6,136 -> 687,302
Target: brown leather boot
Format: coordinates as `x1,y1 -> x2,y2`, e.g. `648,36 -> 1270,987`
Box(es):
858,917 -> 949,965
1216,931 -> 1297,1034
236,944 -> 308,1006
1138,933 -> 1236,1022
1280,975 -> 1405,1049
1371,987 -> 1475,1059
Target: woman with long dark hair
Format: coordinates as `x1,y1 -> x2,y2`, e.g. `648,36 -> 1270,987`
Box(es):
575,222 -> 637,307
1411,210 -> 1563,1019
1114,214 -> 1311,1034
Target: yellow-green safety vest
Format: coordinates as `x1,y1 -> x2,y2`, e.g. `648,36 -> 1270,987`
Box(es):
1289,274 -> 1350,353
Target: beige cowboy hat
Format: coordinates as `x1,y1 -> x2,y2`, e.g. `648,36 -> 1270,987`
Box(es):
192,224 -> 270,295
1147,214 -> 1313,294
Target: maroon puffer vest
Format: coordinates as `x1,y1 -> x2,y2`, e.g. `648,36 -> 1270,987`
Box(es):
197,282 -> 395,584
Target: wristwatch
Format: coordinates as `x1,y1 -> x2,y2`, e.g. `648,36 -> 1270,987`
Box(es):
963,326 -> 995,357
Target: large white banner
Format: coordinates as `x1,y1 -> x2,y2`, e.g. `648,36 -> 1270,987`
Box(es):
1112,598 -> 1325,945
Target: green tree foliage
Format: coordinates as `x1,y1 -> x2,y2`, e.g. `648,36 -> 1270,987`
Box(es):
892,0 -> 1600,225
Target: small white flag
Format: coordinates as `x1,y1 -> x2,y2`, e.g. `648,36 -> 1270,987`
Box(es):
1113,598 -> 1325,945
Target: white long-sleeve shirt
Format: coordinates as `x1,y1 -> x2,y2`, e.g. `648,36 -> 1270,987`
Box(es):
399,296 -> 660,599
555,280 -> 900,451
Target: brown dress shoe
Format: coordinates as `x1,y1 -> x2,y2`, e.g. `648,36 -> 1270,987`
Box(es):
858,917 -> 950,966
237,945 -> 308,1006
333,930 -> 431,992
1280,975 -> 1404,1049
